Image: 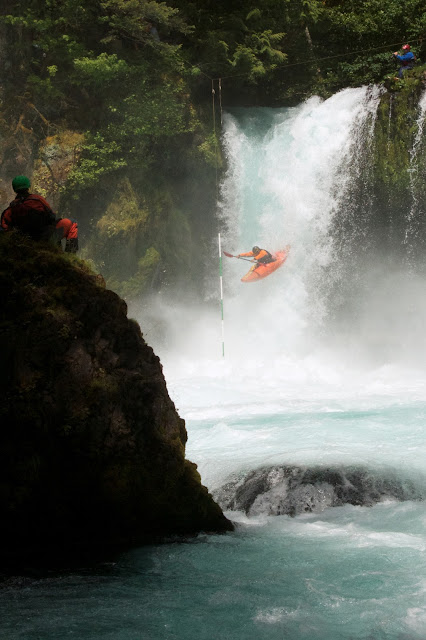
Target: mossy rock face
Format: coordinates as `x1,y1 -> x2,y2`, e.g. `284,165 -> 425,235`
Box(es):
370,72 -> 426,250
374,74 -> 425,193
32,131 -> 85,210
0,234 -> 232,565
85,178 -> 165,295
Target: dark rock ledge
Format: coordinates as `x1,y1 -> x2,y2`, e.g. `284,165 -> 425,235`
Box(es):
0,234 -> 232,567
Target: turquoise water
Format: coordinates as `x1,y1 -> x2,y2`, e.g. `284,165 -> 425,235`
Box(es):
2,444 -> 426,639
3,89 -> 426,638
3,396 -> 426,639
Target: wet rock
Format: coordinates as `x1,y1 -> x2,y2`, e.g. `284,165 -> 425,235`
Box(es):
215,464 -> 422,517
0,234 -> 232,567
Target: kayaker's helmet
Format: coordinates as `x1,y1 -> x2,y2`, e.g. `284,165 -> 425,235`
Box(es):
252,245 -> 260,254
12,175 -> 31,192
402,44 -> 411,50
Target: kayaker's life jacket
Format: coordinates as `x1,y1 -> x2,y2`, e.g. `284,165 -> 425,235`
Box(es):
254,248 -> 275,264
1,193 -> 56,240
398,51 -> 416,67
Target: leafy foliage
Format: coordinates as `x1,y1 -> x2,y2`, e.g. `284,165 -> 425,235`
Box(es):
302,0 -> 426,91
1,0 -> 426,296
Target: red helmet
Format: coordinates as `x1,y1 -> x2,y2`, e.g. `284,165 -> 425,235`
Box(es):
402,44 -> 411,51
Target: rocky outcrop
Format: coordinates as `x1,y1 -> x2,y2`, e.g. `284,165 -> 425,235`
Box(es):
0,234 -> 232,565
215,465 -> 423,517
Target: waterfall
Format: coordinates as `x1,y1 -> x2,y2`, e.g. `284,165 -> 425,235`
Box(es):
139,85 -> 426,377
216,87 -> 386,364
405,89 -> 426,256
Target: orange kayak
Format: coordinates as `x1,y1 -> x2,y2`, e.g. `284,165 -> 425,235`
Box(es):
241,245 -> 290,283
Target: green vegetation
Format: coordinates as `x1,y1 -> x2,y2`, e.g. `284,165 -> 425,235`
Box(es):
0,0 -> 425,298
371,66 -> 426,245
293,0 -> 425,94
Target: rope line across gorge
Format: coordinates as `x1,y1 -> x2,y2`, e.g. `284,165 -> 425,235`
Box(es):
191,37 -> 423,82
201,35 -> 423,200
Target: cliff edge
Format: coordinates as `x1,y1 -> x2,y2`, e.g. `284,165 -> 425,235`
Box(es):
0,234 -> 232,565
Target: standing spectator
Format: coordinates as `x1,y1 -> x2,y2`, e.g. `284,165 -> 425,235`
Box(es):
393,44 -> 416,79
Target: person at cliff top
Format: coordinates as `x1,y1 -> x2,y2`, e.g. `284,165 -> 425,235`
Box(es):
237,246 -> 276,268
1,175 -> 56,240
55,217 -> 79,253
393,44 -> 416,79
1,176 -> 78,252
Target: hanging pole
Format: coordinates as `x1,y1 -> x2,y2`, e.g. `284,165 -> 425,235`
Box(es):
219,78 -> 223,126
218,232 -> 225,358
212,79 -> 220,202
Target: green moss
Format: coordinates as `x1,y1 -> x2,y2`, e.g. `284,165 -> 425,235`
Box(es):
96,178 -> 149,238
108,246 -> 161,299
32,132 -> 85,205
89,372 -> 120,396
197,133 -> 223,168
373,68 -> 426,195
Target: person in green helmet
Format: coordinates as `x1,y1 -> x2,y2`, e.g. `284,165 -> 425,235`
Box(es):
1,175 -> 56,240
1,176 -> 80,251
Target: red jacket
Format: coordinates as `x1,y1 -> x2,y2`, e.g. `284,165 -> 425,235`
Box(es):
238,248 -> 275,264
1,195 -> 78,243
56,218 -> 78,240
1,193 -> 56,239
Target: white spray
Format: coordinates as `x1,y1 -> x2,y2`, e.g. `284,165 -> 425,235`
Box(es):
135,87 -> 426,408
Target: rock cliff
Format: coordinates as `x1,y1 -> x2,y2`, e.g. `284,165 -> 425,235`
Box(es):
0,233 -> 232,566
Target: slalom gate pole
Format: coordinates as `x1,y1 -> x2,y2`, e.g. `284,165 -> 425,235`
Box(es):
218,233 -> 225,357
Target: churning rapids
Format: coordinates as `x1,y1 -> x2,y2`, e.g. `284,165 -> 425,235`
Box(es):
3,87 -> 426,640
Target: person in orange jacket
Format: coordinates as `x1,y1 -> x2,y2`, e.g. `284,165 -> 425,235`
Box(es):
237,245 -> 276,269
1,175 -> 78,252
55,217 -> 79,253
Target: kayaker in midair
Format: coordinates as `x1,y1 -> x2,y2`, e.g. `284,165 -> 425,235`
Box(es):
237,246 -> 276,268
224,244 -> 290,282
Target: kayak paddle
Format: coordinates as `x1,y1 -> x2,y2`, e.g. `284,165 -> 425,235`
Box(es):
223,251 -> 256,263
